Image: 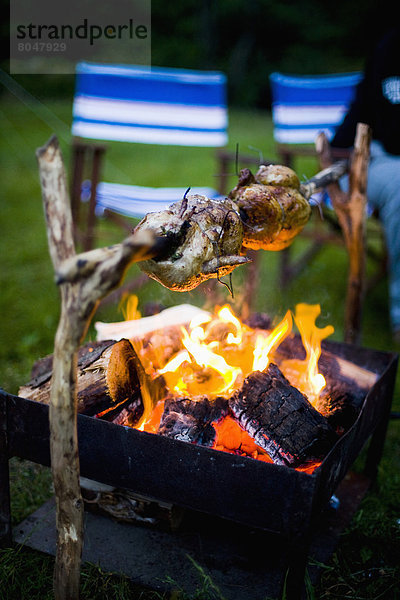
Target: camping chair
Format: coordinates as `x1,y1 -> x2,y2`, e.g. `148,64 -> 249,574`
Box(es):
269,71 -> 361,286
269,71 -> 387,292
71,62 -> 228,251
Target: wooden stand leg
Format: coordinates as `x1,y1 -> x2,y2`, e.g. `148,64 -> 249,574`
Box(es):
316,123 -> 371,345
37,135 -> 166,599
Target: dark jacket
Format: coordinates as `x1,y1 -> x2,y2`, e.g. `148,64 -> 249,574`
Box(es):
331,28 -> 400,155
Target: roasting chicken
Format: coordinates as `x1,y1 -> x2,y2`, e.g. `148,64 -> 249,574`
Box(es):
135,194 -> 249,292
134,165 -> 312,292
229,164 -> 311,251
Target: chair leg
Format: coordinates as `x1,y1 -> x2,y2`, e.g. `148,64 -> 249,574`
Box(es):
216,151 -> 230,196
70,143 -> 87,245
84,146 -> 105,251
103,209 -> 135,235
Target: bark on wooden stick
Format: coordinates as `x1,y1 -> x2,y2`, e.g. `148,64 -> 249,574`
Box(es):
36,135 -> 166,599
37,136 -> 83,600
315,123 -> 371,344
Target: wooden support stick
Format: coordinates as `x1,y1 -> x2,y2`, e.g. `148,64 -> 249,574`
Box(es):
37,136 -> 83,600
316,123 -> 371,344
37,135 -> 168,599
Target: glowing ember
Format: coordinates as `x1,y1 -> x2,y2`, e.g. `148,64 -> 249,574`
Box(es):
213,416 -> 273,462
140,399 -> 165,434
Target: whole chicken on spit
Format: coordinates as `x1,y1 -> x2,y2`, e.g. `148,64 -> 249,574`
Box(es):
134,162 -> 346,292
136,194 -> 249,292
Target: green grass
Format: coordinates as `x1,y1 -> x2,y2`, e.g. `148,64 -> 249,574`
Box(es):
1,91 -> 399,599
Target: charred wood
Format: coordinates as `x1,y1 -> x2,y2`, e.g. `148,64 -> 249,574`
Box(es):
158,395 -> 228,445
228,364 -> 337,467
274,335 -> 377,430
109,400 -> 143,427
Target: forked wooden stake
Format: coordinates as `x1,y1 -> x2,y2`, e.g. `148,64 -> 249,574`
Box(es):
36,136 -> 166,599
316,123 -> 371,345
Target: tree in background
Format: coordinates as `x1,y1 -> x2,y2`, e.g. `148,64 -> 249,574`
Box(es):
1,0 -> 387,107
151,0 -> 387,107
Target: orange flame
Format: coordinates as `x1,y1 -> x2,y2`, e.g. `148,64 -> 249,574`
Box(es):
123,300 -> 331,407
280,304 -> 334,406
119,293 -> 141,321
159,319 -> 241,397
252,310 -> 292,372
217,306 -> 244,345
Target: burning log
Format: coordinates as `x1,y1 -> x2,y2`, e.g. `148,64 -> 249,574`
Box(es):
95,304 -> 210,370
94,303 -> 378,435
228,364 -> 337,467
158,395 -> 228,445
274,335 -> 378,430
19,340 -> 142,418
95,304 -> 210,342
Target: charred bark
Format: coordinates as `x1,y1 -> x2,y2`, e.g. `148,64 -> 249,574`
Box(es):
110,400 -> 144,427
274,336 -> 376,430
158,395 -> 228,445
228,364 -> 337,467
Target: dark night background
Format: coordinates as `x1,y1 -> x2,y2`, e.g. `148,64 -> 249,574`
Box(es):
0,0 -> 391,107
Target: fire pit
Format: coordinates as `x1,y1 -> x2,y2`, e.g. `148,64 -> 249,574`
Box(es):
1,323 -> 397,598
18,302 -> 384,470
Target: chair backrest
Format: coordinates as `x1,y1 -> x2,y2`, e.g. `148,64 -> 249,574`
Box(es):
72,62 -> 228,147
269,71 -> 363,144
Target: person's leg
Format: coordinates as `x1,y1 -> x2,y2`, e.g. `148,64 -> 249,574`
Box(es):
367,150 -> 400,336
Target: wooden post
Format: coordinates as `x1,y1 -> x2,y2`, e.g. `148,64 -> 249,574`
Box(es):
316,123 -> 371,345
37,136 -> 83,600
37,136 -> 167,599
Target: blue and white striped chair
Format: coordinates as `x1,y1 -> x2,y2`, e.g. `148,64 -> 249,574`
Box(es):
268,71 -> 365,289
71,62 -> 228,249
269,71 -> 362,149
